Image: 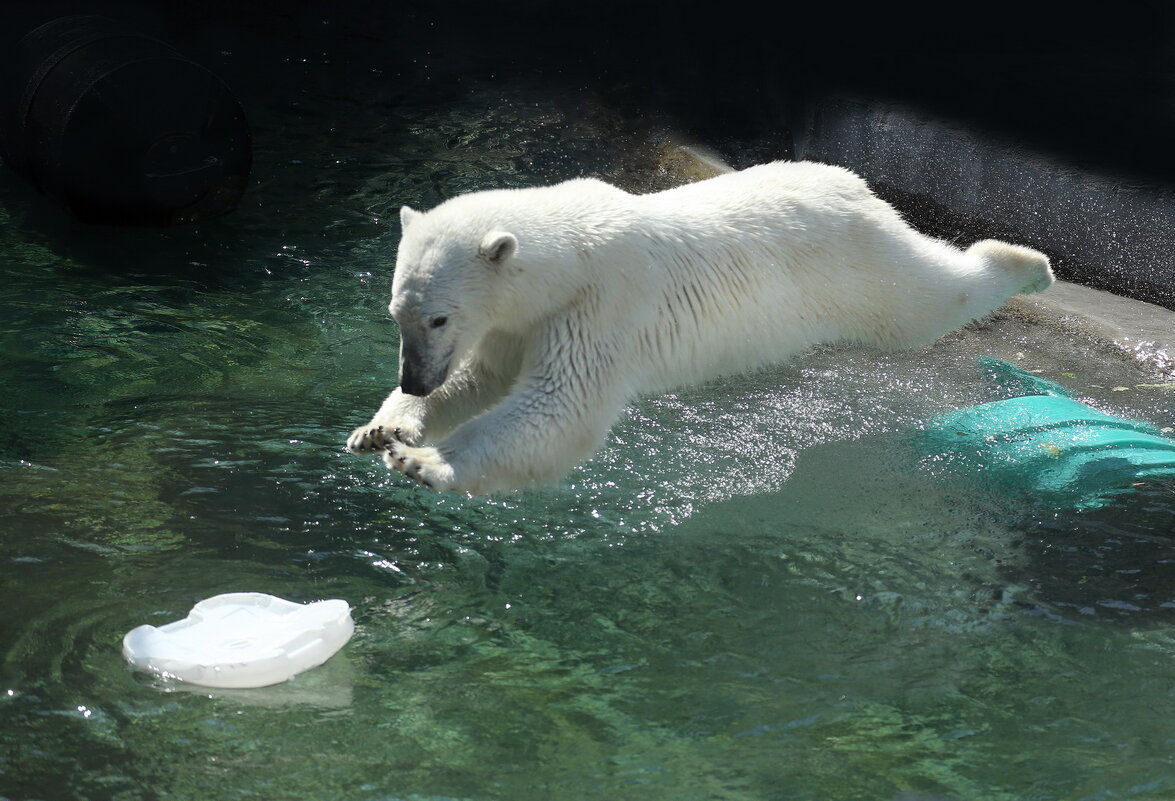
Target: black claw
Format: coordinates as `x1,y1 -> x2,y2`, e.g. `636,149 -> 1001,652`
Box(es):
392,427 -> 403,441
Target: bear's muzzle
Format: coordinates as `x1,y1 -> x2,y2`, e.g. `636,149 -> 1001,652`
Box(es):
398,336 -> 451,397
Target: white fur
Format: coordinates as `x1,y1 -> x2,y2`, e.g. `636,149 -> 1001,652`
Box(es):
347,161 -> 1053,494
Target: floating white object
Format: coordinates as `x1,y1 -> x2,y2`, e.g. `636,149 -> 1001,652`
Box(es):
122,593 -> 354,689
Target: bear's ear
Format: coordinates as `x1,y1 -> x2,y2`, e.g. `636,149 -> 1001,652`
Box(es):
478,231 -> 518,269
400,206 -> 420,230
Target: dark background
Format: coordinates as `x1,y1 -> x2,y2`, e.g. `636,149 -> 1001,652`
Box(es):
3,1 -> 1174,305
4,0 -> 1173,181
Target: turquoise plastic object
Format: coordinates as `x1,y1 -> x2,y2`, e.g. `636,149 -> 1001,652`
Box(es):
922,358 -> 1175,509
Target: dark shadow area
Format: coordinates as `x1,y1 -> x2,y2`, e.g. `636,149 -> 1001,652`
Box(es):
2,1 -> 1173,305
3,1 -> 1172,182
1013,482 -> 1175,623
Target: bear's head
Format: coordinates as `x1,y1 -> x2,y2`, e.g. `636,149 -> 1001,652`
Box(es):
390,203 -> 520,397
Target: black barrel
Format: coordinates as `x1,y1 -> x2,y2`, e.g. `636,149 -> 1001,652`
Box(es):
0,15 -> 251,225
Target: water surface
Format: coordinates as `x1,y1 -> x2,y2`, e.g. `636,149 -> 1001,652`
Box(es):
2,75 -> 1174,801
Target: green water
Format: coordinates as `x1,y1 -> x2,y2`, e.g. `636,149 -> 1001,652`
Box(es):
2,82 -> 1175,801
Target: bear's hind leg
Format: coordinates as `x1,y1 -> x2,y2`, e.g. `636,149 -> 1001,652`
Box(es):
966,239 -> 1054,296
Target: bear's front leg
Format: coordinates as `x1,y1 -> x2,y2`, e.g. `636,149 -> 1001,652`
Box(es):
347,387 -> 427,455
397,333 -> 630,493
382,436 -> 455,491
348,361 -> 513,458
347,424 -> 411,454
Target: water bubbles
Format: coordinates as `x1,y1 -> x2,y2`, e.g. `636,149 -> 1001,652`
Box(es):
2,70 -> 1173,801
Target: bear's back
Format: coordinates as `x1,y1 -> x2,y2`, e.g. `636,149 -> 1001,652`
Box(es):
636,161 -> 896,247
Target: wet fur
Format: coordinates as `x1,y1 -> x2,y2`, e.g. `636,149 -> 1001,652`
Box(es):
348,161 -> 1054,494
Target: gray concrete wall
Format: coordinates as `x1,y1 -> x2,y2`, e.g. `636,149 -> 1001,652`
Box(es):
794,95 -> 1175,311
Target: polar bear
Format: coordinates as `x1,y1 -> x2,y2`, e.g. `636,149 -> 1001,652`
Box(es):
347,161 -> 1053,494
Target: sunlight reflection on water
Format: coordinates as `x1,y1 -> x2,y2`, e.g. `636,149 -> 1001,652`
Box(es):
0,79 -> 1173,801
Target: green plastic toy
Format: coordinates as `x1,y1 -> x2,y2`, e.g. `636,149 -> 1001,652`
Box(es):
922,357 -> 1175,509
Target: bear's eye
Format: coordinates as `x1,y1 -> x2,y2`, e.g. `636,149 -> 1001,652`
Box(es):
429,316 -> 448,329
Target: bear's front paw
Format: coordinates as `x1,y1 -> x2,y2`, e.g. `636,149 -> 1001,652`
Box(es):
383,439 -> 455,492
347,421 -> 423,454
347,424 -> 395,454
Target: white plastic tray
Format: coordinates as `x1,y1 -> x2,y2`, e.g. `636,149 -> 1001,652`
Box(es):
123,592 -> 354,688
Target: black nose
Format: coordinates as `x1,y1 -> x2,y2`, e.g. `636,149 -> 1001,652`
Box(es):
398,361 -> 436,397
399,376 -> 433,397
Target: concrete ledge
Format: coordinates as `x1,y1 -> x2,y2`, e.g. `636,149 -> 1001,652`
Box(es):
1005,282 -> 1174,379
